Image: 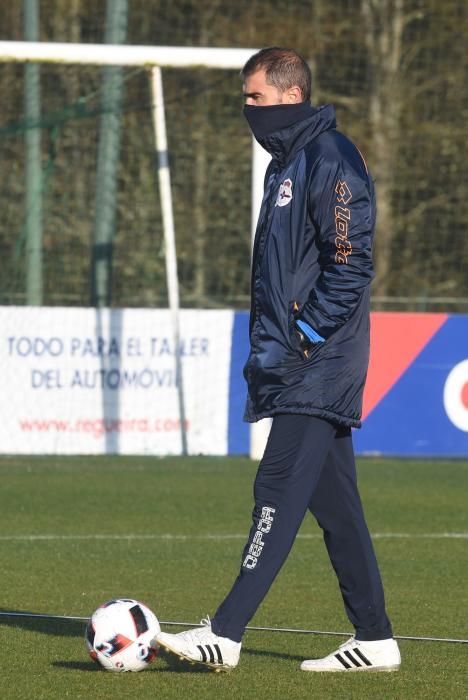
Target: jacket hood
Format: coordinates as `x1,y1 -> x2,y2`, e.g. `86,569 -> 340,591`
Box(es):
257,104 -> 337,166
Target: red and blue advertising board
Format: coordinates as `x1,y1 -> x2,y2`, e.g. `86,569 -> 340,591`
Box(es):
355,313 -> 468,457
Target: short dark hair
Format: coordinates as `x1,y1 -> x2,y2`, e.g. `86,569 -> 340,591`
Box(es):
241,47 -> 312,102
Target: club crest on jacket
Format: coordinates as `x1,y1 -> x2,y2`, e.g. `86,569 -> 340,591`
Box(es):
275,178 -> 293,207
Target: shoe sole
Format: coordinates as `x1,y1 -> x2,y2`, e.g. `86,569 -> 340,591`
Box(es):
158,640 -> 235,673
301,664 -> 400,673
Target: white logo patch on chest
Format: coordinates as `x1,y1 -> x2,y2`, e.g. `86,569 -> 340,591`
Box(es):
275,178 -> 293,207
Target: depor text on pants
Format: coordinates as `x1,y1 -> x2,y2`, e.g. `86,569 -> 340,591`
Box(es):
211,414 -> 393,643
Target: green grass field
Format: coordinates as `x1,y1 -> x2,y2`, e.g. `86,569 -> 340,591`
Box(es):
0,456 -> 467,699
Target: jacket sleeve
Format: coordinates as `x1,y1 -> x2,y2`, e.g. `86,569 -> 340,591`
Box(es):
296,155 -> 375,340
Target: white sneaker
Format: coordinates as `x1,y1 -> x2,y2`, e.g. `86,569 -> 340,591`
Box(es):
156,617 -> 241,672
300,637 -> 401,673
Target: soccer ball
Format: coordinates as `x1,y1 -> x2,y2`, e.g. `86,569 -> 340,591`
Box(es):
85,598 -> 160,672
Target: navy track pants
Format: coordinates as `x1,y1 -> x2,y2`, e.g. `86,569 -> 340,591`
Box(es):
211,414 -> 392,643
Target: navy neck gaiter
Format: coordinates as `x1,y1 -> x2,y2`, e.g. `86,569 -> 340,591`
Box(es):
243,102 -> 314,142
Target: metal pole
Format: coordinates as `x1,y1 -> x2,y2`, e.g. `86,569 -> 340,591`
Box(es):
23,0 -> 42,305
0,611 -> 466,645
150,67 -> 188,456
90,0 -> 128,307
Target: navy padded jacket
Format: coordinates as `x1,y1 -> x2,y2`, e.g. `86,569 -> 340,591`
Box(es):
244,104 -> 375,428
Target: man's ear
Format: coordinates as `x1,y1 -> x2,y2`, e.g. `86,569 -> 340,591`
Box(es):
285,85 -> 302,103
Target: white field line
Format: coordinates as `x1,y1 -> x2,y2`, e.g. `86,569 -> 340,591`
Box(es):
0,532 -> 467,541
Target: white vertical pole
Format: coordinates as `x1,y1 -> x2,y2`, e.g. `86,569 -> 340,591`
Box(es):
150,66 -> 188,456
250,138 -> 272,460
251,138 -> 271,232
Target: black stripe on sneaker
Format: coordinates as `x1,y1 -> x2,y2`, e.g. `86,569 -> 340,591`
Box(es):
353,647 -> 373,667
335,653 -> 352,669
197,645 -> 207,662
344,650 -> 362,667
214,643 -> 223,665
206,645 -> 215,664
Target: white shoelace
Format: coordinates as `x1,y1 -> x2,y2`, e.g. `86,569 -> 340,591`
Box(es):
180,615 -> 214,645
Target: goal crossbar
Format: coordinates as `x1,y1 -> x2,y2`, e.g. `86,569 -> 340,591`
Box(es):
0,41 -> 256,69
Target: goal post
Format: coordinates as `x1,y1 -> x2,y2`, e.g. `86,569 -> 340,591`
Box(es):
0,41 -> 257,70
150,66 -> 188,455
0,40 -> 271,459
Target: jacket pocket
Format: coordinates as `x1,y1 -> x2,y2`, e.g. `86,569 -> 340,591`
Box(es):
288,301 -> 318,362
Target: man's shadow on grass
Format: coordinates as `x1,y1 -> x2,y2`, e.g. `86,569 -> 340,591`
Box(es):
53,647 -> 306,674
0,608 -> 85,638
53,658 -> 208,673
53,650 -> 217,673
0,608 -> 99,672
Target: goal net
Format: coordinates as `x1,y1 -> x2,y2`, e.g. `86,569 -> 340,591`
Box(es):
0,43 -> 261,309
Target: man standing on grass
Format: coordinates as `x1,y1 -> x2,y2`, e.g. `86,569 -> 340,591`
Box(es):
157,46 -> 400,673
